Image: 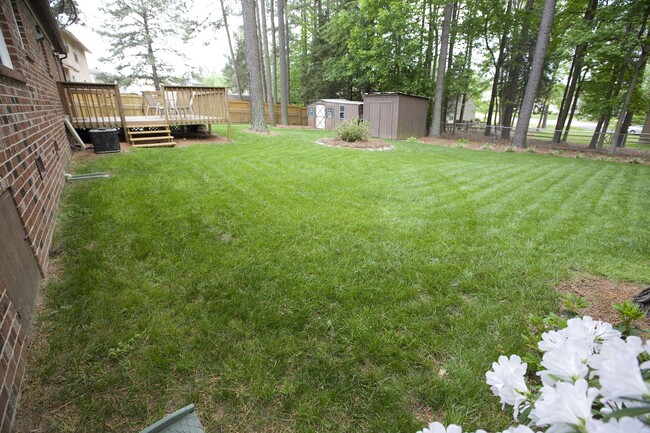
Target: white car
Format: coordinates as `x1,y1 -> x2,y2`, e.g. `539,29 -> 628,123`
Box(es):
628,125 -> 644,134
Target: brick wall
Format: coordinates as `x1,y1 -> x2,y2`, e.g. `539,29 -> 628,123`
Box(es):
0,0 -> 71,430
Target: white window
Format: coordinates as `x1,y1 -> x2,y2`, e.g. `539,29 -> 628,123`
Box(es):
0,29 -> 13,69
308,106 -> 315,117
326,108 -> 333,119
73,51 -> 79,63
339,105 -> 345,119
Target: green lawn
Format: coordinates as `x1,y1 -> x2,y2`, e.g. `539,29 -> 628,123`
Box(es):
21,125 -> 650,432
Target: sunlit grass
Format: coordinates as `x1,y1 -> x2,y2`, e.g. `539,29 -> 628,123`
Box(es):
21,125 -> 650,432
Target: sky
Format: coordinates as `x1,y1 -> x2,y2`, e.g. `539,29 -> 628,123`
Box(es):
67,0 -> 243,89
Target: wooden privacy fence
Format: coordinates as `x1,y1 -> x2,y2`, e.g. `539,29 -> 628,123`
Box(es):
228,100 -> 308,126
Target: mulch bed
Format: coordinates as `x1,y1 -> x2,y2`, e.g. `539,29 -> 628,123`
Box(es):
70,133 -> 230,161
418,135 -> 649,165
316,137 -> 394,151
556,275 -> 650,329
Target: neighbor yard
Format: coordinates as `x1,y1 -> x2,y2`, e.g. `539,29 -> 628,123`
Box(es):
18,126 -> 650,432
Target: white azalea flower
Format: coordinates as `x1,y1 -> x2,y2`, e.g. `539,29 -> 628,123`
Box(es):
538,343 -> 590,385
595,345 -> 650,402
498,426 -> 538,433
416,422 -> 462,433
531,379 -> 599,431
486,355 -> 530,416
538,329 -> 569,353
590,336 -> 645,371
585,417 -> 650,433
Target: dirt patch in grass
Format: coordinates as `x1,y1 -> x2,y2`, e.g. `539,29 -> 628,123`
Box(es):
418,136 -> 649,164
317,137 -> 394,151
557,275 -> 650,327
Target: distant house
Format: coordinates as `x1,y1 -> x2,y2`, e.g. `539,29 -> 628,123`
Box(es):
61,28 -> 92,82
307,99 -> 363,130
363,92 -> 429,139
0,0 -> 71,429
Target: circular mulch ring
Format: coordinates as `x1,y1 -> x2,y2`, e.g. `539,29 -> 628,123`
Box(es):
316,137 -> 394,151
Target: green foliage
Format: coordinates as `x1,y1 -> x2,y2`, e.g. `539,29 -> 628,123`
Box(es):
561,293 -> 589,318
221,28 -> 249,95
405,136 -> 418,142
335,119 -> 370,142
613,300 -> 646,337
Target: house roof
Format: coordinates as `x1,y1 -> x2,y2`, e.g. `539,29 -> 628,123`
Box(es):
315,99 -> 363,105
363,92 -> 430,101
26,0 -> 66,54
61,29 -> 92,54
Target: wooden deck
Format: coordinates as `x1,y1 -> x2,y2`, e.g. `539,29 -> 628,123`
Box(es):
57,83 -> 231,143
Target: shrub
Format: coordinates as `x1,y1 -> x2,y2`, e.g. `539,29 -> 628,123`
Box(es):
335,119 -> 371,142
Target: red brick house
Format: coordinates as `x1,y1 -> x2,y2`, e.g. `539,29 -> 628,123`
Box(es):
0,0 -> 70,430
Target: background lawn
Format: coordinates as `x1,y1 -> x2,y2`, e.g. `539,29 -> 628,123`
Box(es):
20,125 -> 650,432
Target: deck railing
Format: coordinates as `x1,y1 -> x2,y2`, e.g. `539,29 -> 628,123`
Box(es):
160,85 -> 229,125
57,82 -> 126,129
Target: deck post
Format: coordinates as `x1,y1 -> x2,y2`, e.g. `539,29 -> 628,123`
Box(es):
114,84 -> 130,144
161,85 -> 170,128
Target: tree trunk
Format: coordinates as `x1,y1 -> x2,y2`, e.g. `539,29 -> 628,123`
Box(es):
553,0 -> 597,143
512,0 -> 556,148
611,54 -> 648,152
143,11 -> 160,90
610,15 -> 649,152
278,0 -> 289,124
501,0 -> 535,140
270,0 -> 278,105
561,78 -> 582,142
441,1 -> 458,133
241,0 -> 268,132
429,1 -> 453,137
220,0 -> 243,99
483,2 -> 510,137
259,0 -> 276,125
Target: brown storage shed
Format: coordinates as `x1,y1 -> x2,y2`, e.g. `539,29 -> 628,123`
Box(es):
307,99 -> 364,130
363,92 -> 429,139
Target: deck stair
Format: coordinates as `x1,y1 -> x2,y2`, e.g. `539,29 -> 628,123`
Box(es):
126,124 -> 176,148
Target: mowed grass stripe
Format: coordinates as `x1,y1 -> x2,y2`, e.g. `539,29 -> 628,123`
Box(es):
20,126 -> 649,433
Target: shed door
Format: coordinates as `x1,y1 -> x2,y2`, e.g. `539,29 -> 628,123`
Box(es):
315,104 -> 326,129
368,102 -> 393,138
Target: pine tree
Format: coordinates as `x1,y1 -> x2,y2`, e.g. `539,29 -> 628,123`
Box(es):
241,0 -> 268,132
97,0 -> 191,90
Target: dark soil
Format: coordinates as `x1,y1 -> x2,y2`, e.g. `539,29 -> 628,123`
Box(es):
557,275 -> 650,329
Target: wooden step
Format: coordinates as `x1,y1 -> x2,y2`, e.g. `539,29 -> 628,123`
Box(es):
130,136 -> 175,142
132,142 -> 177,148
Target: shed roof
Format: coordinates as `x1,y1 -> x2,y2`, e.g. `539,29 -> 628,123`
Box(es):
316,99 -> 363,105
363,92 -> 430,101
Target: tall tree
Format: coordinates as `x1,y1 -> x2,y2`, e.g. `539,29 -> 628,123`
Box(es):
552,0 -> 598,143
277,0 -> 289,124
258,0 -> 276,125
241,0 -> 268,131
429,1 -> 453,137
220,0 -> 244,98
97,0 -> 191,90
512,0 -> 556,148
